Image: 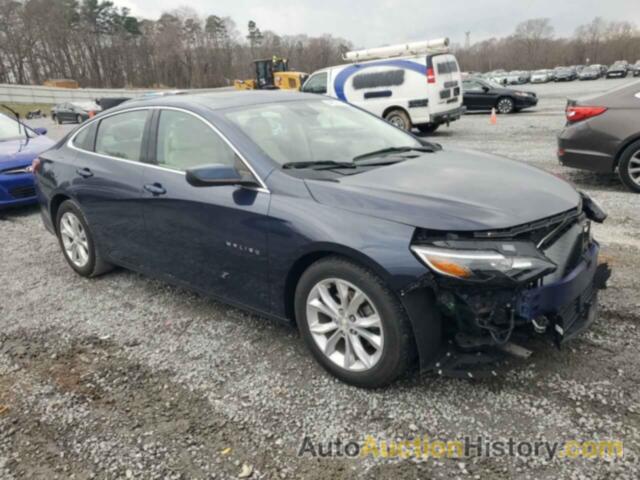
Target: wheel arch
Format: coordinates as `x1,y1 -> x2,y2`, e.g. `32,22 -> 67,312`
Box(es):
49,193 -> 72,233
382,105 -> 411,121
613,134 -> 640,169
283,244 -> 441,371
283,244 -> 393,323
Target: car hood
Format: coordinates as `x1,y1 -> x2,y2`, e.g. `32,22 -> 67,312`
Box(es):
304,148 -> 580,232
0,135 -> 54,170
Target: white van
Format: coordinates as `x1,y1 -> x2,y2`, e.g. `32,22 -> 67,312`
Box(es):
301,38 -> 464,133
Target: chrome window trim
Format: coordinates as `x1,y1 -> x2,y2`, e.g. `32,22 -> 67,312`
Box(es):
67,105 -> 270,193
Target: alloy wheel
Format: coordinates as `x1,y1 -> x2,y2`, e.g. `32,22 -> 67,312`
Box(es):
305,278 -> 384,371
628,151 -> 640,187
497,98 -> 514,114
60,212 -> 90,268
388,115 -> 406,129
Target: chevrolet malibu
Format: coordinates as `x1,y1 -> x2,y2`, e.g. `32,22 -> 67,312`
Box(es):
35,91 -> 610,387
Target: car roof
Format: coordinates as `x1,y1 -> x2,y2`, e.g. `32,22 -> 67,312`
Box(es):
115,90 -> 318,113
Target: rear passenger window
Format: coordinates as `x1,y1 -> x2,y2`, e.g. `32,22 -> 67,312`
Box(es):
436,60 -> 459,74
95,110 -> 148,161
73,122 -> 97,151
352,70 -> 405,89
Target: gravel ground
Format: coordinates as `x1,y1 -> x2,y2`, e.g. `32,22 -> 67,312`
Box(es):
1,78 -> 640,479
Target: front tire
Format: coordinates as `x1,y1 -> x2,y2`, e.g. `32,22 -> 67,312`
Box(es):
384,109 -> 412,131
618,140 -> 640,193
295,257 -> 415,388
76,114 -> 83,124
496,97 -> 515,114
56,200 -> 113,277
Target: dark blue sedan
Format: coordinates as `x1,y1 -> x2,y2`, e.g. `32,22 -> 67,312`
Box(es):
35,91 -> 610,387
0,112 -> 54,208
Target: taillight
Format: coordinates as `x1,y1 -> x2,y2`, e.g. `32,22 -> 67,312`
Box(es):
31,157 -> 42,174
566,105 -> 607,123
426,67 -> 436,84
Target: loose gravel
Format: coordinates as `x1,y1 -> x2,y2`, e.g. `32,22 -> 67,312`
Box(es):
1,78 -> 639,479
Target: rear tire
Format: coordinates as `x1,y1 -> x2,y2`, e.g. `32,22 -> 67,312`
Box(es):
496,97 -> 515,114
76,114 -> 83,124
618,140 -> 640,193
295,256 -> 416,388
56,200 -> 113,277
384,109 -> 412,131
417,123 -> 439,134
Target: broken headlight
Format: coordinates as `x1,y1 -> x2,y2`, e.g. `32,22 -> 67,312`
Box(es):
410,244 -> 556,282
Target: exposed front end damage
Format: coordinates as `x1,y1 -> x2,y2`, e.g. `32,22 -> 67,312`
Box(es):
405,194 -> 611,378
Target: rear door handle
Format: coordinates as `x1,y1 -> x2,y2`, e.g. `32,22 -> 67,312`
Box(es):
76,167 -> 93,178
144,183 -> 166,196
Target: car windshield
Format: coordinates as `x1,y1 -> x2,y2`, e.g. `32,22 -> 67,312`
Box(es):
224,99 -> 423,166
0,113 -> 29,142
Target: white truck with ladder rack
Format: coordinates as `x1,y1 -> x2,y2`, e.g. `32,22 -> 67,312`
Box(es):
301,38 -> 464,133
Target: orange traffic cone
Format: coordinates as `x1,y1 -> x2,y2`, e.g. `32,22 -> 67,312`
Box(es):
490,107 -> 497,125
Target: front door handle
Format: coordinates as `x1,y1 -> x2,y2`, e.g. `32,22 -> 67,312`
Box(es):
144,183 -> 167,196
76,167 -> 93,178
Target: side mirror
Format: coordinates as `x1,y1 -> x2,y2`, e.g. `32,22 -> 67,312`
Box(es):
33,127 -> 47,136
482,86 -> 490,92
185,164 -> 259,188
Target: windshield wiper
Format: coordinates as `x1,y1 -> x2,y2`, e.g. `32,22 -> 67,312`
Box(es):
282,160 -> 356,170
352,146 -> 435,162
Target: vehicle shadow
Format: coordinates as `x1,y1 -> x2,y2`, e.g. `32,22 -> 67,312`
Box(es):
0,204 -> 39,221
563,170 -> 628,193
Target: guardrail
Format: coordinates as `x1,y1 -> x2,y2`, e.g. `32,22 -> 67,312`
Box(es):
0,84 -> 228,104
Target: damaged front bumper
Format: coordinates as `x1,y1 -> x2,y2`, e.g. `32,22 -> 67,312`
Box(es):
428,241 -> 611,379
517,243 -> 610,345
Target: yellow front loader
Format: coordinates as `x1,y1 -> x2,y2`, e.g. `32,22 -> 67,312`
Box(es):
234,56 -> 308,91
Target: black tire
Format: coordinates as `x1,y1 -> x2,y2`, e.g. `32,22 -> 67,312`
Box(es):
76,114 -> 83,124
417,123 -> 439,134
496,97 -> 515,114
384,109 -> 412,131
52,114 -> 60,124
295,256 -> 416,388
618,140 -> 640,193
56,200 -> 113,277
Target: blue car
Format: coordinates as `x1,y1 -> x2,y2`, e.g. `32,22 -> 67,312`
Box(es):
35,91 -> 610,387
0,112 -> 54,208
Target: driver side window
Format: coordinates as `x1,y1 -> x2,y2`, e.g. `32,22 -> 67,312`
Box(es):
156,110 -> 238,171
302,72 -> 328,94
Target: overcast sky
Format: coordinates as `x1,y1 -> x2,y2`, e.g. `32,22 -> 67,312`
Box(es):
119,0 -> 640,48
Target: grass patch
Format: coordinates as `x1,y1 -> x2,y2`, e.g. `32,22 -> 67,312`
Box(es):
0,103 -> 54,118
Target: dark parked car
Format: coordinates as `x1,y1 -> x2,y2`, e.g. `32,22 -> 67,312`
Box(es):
51,101 -> 101,124
578,66 -> 601,80
36,91 -> 610,387
554,67 -> 578,82
558,80 -> 640,192
632,61 -> 640,77
606,62 -> 628,79
462,77 -> 538,113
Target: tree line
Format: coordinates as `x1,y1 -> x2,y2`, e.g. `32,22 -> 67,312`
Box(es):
1,1 -> 639,88
0,0 -> 351,88
456,17 -> 640,72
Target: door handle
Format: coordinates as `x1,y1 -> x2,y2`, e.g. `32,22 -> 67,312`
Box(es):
144,183 -> 167,196
76,167 -> 93,178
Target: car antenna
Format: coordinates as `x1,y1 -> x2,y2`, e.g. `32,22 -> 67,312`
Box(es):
1,104 -> 29,143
